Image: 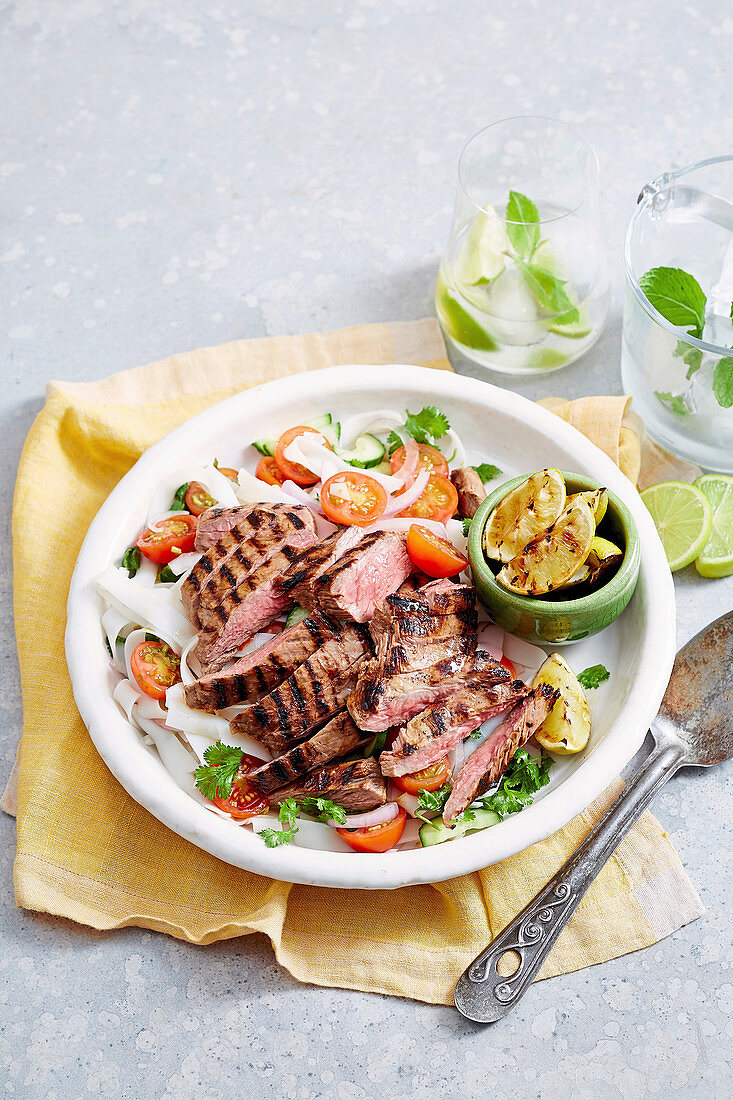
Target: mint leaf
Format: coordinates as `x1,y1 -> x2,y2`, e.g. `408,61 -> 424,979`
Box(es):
157,564 -> 178,583
674,340 -> 704,379
638,267 -> 706,338
655,391 -> 689,416
518,261 -> 579,322
121,546 -> 141,577
505,190 -> 540,260
713,357 -> 733,408
577,664 -> 610,690
170,483 -> 189,511
473,463 -> 502,482
730,301 -> 733,327
194,742 -> 244,800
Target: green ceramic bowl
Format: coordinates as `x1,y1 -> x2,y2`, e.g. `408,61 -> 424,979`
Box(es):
468,471 -> 641,645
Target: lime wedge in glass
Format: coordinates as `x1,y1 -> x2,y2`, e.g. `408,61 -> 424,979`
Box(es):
435,270 -> 498,351
640,480 -> 712,572
694,473 -> 733,578
532,241 -> 592,339
455,206 -> 508,286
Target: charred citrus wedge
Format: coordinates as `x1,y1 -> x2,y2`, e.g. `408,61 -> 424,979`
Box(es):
566,488 -> 607,525
483,468 -> 566,564
496,497 -> 595,596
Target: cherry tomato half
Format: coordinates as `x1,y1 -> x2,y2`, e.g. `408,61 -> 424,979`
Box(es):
274,425 -> 333,486
320,471 -> 388,526
213,753 -> 269,819
499,654 -> 516,679
130,640 -> 181,700
337,806 -> 407,853
217,466 -> 239,481
393,757 -> 451,796
390,443 -> 449,486
185,481 -> 217,516
256,455 -> 287,487
406,524 -> 468,578
137,514 -> 197,564
398,473 -> 458,525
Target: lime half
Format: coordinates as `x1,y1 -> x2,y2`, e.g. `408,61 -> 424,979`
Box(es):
455,206 -> 508,286
641,480 -> 712,572
694,474 -> 733,578
435,271 -> 498,351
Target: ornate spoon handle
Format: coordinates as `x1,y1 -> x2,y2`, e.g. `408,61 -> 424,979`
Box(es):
454,735 -> 686,1022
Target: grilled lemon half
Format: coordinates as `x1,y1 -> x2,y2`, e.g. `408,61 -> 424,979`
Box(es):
531,653 -> 591,754
496,497 -> 595,596
483,468 -> 566,564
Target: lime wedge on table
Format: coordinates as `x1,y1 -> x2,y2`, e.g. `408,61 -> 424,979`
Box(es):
640,481 -> 712,572
435,271 -> 498,351
455,206 -> 508,286
694,474 -> 733,578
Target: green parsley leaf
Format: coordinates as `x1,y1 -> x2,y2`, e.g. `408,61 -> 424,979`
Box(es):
156,564 -> 178,583
638,267 -> 707,339
480,748 -> 553,821
170,483 -> 189,511
193,741 -> 244,800
712,356 -> 733,408
674,340 -> 703,379
473,463 -> 502,482
121,546 -> 141,578
415,783 -> 452,822
403,406 -> 450,444
505,190 -> 540,260
462,517 -> 472,537
655,390 -> 690,416
577,664 -> 610,690
517,260 -> 579,322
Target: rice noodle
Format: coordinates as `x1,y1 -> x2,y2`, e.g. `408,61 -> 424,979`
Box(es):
501,634 -> 547,676
338,410 -> 403,448
164,682 -> 230,739
102,607 -> 136,673
478,625 -> 504,660
284,436 -> 403,493
166,551 -> 200,577
145,464 -> 238,525
235,469 -> 294,506
95,567 -> 195,652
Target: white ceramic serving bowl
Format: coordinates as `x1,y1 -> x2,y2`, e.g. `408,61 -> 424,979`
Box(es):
66,364 -> 675,890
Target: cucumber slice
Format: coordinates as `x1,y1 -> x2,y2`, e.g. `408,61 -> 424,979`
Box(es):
419,807 -> 500,846
336,433 -> 386,469
285,605 -> 310,628
252,414 -> 337,456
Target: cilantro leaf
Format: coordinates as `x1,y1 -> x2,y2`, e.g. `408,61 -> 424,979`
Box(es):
415,783 -> 452,822
480,748 -> 552,821
121,546 -> 141,578
473,463 -> 502,482
403,406 -> 450,444
462,517 -> 472,537
258,797 -> 346,847
505,190 -> 540,260
260,827 -> 297,847
157,564 -> 178,583
577,664 -> 610,690
465,728 -> 482,740
638,267 -> 707,338
387,430 -> 404,455
517,260 -> 579,322
655,390 -> 689,416
170,483 -> 189,511
712,357 -> 733,408
193,741 -> 244,800
298,797 -> 347,824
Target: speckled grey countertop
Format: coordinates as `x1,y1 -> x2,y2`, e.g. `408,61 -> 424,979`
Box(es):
1,3 -> 732,1097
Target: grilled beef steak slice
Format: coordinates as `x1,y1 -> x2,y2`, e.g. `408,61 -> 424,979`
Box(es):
380,674 -> 525,777
267,758 -> 386,813
275,526 -> 365,607
195,505 -> 255,551
348,579 -> 480,731
312,530 -> 413,622
182,504 -> 316,624
450,467 -> 488,520
184,611 -> 341,711
192,536 -> 320,669
442,683 -> 560,824
229,624 -> 370,754
248,711 -> 370,794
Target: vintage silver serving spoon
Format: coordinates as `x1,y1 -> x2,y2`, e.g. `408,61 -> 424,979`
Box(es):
454,610 -> 733,1023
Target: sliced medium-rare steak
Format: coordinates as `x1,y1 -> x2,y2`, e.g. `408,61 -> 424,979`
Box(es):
184,611 -> 341,711
442,683 -> 560,824
229,624 -> 370,754
450,467 -> 488,520
248,711 -> 371,794
311,530 -> 413,622
267,758 -> 387,813
348,578 -> 479,731
379,670 -> 524,777
182,504 -> 316,623
274,526 -> 365,608
195,505 -> 255,551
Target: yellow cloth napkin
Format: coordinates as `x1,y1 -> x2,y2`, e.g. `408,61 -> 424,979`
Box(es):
6,318 -> 703,1005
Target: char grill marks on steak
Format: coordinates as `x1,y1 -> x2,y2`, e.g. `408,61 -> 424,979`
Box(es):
347,578 -> 479,731
442,683 -> 560,824
229,624 -> 371,755
267,758 -> 387,813
311,530 -> 413,622
195,505 -> 256,551
192,534 -> 320,669
184,611 -> 341,712
248,711 -> 371,794
379,667 -> 523,777
182,504 -> 316,624
274,526 -> 365,608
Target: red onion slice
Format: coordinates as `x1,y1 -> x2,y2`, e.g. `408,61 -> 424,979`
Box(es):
382,466 -> 430,518
393,435 -> 419,487
281,479 -> 326,516
478,625 -> 505,660
327,801 -> 400,829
